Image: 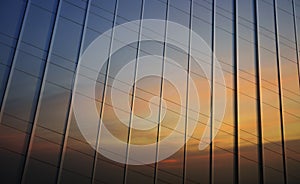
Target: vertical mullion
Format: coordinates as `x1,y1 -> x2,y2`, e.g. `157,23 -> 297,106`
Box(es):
55,0 -> 91,183
0,0 -> 29,120
273,0 -> 288,183
182,0 -> 193,183
20,0 -> 62,183
153,0 -> 169,183
292,0 -> 300,89
123,0 -> 145,183
233,0 -> 239,183
91,0 -> 119,183
254,0 -> 264,183
209,0 -> 215,184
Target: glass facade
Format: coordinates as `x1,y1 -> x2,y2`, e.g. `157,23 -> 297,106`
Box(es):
0,0 -> 300,183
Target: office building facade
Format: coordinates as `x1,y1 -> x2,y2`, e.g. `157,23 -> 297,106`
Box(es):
0,0 -> 300,183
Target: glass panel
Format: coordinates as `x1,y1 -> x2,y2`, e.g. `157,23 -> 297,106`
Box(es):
185,1 -> 212,183
0,148 -> 25,183
3,70 -> 40,125
156,1 -> 190,182
0,2 -> 57,135
213,0 -> 234,183
238,1 -> 260,182
25,1 -> 88,182
62,147 -> 94,178
22,5 -> 55,51
116,0 -> 142,24
258,0 -> 286,182
24,158 -> 57,183
0,0 -> 27,38
277,0 -> 300,182
95,1 -> 143,183
37,83 -> 71,133
30,137 -> 61,166
127,41 -> 164,182
0,65 -> 10,105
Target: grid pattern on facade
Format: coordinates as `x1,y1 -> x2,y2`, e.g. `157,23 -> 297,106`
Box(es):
0,0 -> 300,183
